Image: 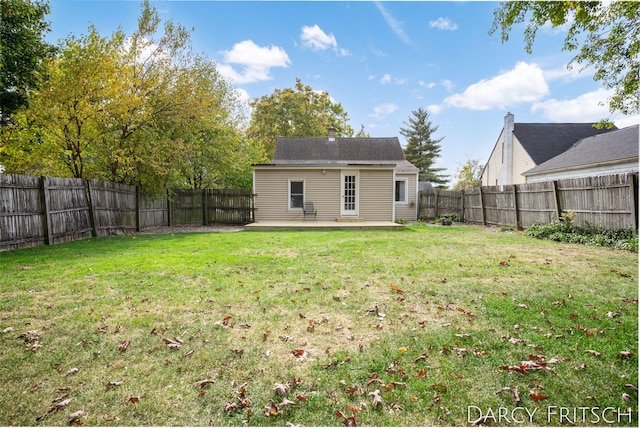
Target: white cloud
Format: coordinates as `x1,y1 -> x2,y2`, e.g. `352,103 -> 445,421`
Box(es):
443,62 -> 549,110
380,74 -> 391,84
429,17 -> 458,30
375,2 -> 411,44
419,81 -> 437,89
300,25 -> 349,56
218,40 -> 290,84
441,79 -> 454,92
531,88 -> 613,122
370,103 -> 398,119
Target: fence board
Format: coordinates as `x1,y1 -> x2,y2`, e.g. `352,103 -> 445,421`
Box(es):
44,177 -> 92,245
0,174 -> 45,251
89,180 -> 138,235
207,189 -> 254,224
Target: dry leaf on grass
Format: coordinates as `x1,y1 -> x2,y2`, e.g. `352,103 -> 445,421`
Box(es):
194,379 -> 216,389
106,380 -> 124,388
368,389 -> 383,408
584,350 -> 601,357
68,410 -> 84,425
118,340 -> 130,352
35,398 -> 71,422
162,337 -> 184,349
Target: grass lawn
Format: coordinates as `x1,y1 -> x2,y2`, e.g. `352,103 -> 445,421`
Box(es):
0,225 -> 637,426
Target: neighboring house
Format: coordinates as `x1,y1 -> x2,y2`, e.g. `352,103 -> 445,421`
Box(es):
481,113 -> 618,186
252,128 -> 419,222
523,124 -> 639,182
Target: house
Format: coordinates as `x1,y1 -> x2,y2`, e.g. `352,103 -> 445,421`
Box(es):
252,129 -> 419,223
481,113 -> 618,186
523,124 -> 639,182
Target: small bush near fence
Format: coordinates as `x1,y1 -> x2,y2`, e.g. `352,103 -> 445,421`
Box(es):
524,217 -> 638,252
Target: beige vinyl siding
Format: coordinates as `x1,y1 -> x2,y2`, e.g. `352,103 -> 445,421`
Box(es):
254,166 -> 396,222
358,169 -> 394,221
511,137 -> 536,184
254,168 -> 341,221
394,172 -> 418,221
482,130 -> 505,186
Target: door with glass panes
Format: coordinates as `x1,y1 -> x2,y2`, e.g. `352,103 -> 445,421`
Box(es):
340,171 -> 359,217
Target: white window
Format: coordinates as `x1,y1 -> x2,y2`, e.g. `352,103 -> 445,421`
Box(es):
289,180 -> 304,209
395,179 -> 408,204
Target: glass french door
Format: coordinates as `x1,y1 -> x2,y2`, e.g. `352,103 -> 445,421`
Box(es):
341,171 -> 359,217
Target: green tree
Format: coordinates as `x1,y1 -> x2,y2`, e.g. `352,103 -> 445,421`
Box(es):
400,107 -> 448,185
452,158 -> 483,190
490,1 -> 640,116
247,78 -> 353,157
0,0 -> 55,120
1,1 -> 255,192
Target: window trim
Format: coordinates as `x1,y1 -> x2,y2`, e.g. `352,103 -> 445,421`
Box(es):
395,178 -> 408,204
288,179 -> 305,210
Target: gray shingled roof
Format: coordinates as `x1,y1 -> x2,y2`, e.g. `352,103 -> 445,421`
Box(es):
271,136 -> 419,172
524,124 -> 639,176
514,123 -> 618,165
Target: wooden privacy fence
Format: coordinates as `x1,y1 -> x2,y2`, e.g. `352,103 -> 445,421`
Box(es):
419,173 -> 638,230
0,173 -> 254,251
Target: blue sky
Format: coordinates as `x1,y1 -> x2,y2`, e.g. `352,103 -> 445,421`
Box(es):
46,0 -> 638,185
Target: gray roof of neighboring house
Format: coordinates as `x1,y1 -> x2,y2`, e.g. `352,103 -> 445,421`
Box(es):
514,123 -> 618,165
270,136 -> 419,173
524,124 -> 639,176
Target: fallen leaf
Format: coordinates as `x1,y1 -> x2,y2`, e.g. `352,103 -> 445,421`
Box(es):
617,351 -> 634,360
194,379 -> 216,389
118,340 -> 130,352
624,384 -> 638,392
584,350 -> 602,357
162,337 -> 183,349
274,383 -> 290,397
622,393 -> 632,402
106,380 -> 124,388
128,396 -> 140,404
66,368 -> 79,376
279,398 -> 296,407
368,389 -> 383,408
68,410 -> 84,425
230,349 -> 244,355
414,353 -> 429,362
530,392 -> 549,402
291,349 -> 306,358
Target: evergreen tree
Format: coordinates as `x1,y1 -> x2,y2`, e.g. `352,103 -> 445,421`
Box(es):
400,107 -> 448,185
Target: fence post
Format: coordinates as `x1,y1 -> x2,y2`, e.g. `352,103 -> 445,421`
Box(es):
85,179 -> 98,237
479,186 -> 486,225
512,185 -> 520,230
459,189 -> 465,223
434,190 -> 439,219
551,180 -> 561,220
135,185 -> 141,232
39,176 -> 52,245
202,189 -> 208,225
630,173 -> 638,234
166,190 -> 172,227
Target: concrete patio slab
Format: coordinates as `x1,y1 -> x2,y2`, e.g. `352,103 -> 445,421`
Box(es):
244,221 -> 405,231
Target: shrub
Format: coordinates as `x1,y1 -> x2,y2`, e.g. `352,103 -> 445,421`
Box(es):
524,220 -> 637,252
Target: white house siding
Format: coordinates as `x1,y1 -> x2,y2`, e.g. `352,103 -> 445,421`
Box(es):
394,172 -> 418,221
526,161 -> 639,183
482,130 -> 504,186
482,132 -> 535,186
511,137 -> 536,184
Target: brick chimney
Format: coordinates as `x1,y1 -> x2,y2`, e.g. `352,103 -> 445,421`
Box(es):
328,127 -> 336,142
